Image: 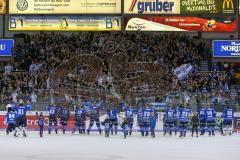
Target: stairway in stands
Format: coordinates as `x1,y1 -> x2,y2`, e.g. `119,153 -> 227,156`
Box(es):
199,61 -> 210,78
230,85 -> 238,99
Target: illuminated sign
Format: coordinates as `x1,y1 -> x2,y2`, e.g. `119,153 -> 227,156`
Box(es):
124,0 -> 236,14
125,0 -> 180,14
9,16 -> 121,31
213,40 -> 240,57
181,0 -> 235,14
9,0 -> 121,14
125,16 -> 237,32
0,39 -> 15,57
0,0 -> 6,14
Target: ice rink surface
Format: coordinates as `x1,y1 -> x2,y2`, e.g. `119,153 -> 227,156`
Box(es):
0,131 -> 239,160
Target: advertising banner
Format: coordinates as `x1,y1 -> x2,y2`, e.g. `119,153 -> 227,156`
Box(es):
9,16 -> 121,31
213,40 -> 240,57
0,0 -> 6,14
124,16 -> 237,32
124,0 -> 181,14
0,39 -> 15,57
124,0 -> 235,14
234,117 -> 240,129
9,0 -> 121,14
0,115 -> 75,130
181,0 -> 236,14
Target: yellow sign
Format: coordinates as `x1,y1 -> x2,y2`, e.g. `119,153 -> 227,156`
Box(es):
0,0 -> 6,14
9,0 -> 121,14
9,16 -> 121,31
124,0 -> 180,14
223,0 -> 234,9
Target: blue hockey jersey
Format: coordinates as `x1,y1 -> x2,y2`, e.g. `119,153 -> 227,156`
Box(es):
199,108 -> 207,121
14,104 -> 32,118
165,108 -> 175,123
5,111 -> 17,124
206,107 -> 216,121
179,108 -> 192,123
107,109 -> 118,120
47,105 -> 58,116
222,107 -> 234,121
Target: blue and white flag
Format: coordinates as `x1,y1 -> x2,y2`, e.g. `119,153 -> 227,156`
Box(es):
174,64 -> 194,80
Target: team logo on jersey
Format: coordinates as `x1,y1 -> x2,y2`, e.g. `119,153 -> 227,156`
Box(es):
17,0 -> 28,11
222,0 -> 234,13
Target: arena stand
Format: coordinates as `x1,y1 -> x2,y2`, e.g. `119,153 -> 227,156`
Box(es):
0,32 -> 239,112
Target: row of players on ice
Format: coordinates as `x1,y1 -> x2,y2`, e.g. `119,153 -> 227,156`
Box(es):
5,100 -> 234,138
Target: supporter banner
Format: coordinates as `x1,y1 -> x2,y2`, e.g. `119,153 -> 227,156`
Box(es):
124,16 -> 237,32
124,0 -> 181,14
0,0 -> 6,14
9,0 -> 121,14
124,0 -> 235,14
9,16 -> 121,31
173,64 -> 193,80
0,39 -> 15,57
213,40 -> 240,57
181,0 -> 236,14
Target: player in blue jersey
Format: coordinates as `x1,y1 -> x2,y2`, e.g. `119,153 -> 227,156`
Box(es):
179,105 -> 192,137
173,104 -> 181,135
107,108 -> 119,135
58,104 -> 70,134
142,104 -> 152,136
13,99 -> 32,137
123,105 -> 136,136
137,107 -> 144,136
163,105 -> 175,136
5,106 -> 17,136
206,104 -> 216,136
47,102 -> 58,134
36,112 -> 45,138
72,106 -> 86,134
87,102 -> 102,134
222,105 -> 234,136
101,115 -> 111,138
199,106 -> 207,135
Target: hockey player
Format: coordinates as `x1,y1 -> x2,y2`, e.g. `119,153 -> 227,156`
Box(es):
58,104 -> 70,134
199,106 -> 207,135
206,104 -> 216,136
13,99 -> 32,137
179,105 -> 192,137
47,102 -> 58,134
72,106 -> 86,134
87,102 -> 102,134
222,105 -> 234,136
36,112 -> 45,138
142,104 -> 152,136
101,115 -> 111,138
107,107 -> 119,135
121,117 -> 129,139
5,106 -> 17,135
123,105 -> 136,135
137,107 -> 144,136
191,112 -> 199,137
149,111 -> 157,138
173,104 -> 181,135
164,106 -> 175,136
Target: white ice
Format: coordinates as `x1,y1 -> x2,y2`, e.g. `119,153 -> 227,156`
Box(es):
0,131 -> 239,160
